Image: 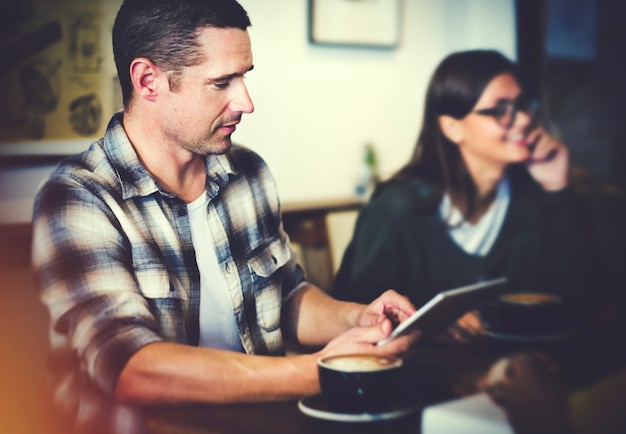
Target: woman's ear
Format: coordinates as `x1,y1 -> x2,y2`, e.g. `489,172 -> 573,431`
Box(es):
438,115 -> 464,144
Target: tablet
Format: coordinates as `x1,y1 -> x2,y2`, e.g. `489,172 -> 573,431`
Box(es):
377,277 -> 508,346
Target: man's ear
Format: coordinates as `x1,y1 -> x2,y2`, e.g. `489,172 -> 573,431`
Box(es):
438,115 -> 464,144
129,58 -> 160,102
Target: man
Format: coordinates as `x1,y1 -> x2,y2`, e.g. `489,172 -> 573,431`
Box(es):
31,1 -> 418,433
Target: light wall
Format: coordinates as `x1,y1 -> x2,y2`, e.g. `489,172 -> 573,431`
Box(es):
0,0 -> 516,223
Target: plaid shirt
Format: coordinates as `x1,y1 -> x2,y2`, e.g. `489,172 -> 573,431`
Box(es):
32,113 -> 305,433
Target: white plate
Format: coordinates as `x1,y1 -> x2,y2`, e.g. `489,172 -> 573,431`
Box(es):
298,394 -> 420,422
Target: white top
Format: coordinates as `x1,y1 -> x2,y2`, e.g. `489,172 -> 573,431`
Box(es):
188,193 -> 244,351
439,176 -> 511,256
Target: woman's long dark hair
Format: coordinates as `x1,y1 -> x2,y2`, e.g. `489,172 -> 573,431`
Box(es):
377,50 -> 520,220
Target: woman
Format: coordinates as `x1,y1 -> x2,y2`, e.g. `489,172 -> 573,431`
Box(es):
333,50 -> 595,339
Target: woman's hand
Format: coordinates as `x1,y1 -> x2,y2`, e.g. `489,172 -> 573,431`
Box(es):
436,310 -> 485,344
480,352 -> 572,434
526,127 -> 569,191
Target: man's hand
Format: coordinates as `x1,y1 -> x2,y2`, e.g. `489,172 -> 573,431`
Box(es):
315,290 -> 419,359
317,319 -> 419,361
354,289 -> 416,329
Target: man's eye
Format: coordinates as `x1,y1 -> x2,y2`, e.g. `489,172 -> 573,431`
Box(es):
213,80 -> 230,89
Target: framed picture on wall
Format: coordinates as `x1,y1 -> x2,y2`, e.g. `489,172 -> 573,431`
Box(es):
308,0 -> 402,48
0,0 -> 121,157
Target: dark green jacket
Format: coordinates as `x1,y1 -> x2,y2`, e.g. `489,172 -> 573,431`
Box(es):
333,166 -> 595,309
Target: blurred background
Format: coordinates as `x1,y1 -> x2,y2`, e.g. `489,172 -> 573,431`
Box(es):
2,0 -> 625,217
1,0 -> 625,433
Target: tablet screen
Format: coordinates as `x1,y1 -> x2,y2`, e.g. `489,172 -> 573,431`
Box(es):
377,277 -> 508,346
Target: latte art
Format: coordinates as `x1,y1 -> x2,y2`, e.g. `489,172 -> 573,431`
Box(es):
320,355 -> 402,372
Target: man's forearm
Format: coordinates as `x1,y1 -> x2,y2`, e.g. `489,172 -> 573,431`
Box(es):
281,283 -> 363,347
115,341 -> 319,405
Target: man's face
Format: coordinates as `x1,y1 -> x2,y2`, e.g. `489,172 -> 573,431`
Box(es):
159,27 -> 254,156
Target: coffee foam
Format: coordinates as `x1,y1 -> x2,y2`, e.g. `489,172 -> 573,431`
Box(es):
320,355 -> 402,372
500,293 -> 561,305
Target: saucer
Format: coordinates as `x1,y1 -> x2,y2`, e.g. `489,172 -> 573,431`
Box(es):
485,329 -> 575,343
298,394 -> 420,422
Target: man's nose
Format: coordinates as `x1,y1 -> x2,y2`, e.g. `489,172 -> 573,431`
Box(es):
231,81 -> 254,114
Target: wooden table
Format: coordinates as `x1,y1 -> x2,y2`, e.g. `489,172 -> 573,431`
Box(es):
143,317 -> 626,434
142,343 -> 510,434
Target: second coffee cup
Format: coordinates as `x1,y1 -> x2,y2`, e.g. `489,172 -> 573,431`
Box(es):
496,292 -> 565,335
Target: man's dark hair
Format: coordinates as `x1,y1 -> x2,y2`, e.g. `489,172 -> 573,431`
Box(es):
112,0 -> 251,109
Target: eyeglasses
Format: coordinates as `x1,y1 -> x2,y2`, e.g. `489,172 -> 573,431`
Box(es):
473,94 -> 539,129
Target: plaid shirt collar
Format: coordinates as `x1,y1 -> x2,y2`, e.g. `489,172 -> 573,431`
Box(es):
103,112 -> 239,201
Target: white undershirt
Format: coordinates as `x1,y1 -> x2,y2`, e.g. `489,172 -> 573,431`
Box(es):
187,193 -> 243,351
439,176 -> 511,256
